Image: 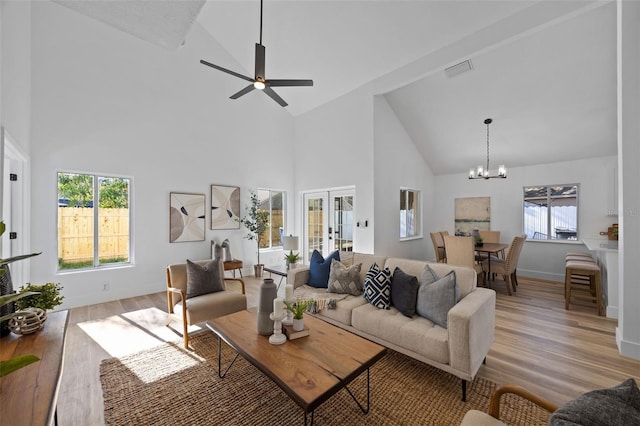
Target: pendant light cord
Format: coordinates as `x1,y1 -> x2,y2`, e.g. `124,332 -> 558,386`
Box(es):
259,0 -> 263,45
486,120 -> 491,173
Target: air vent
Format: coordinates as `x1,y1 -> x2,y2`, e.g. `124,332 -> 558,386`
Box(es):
445,60 -> 474,78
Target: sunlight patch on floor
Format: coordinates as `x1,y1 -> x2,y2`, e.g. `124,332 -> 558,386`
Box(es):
77,307 -> 203,358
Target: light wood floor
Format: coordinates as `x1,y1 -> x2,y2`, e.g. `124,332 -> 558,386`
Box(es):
56,275 -> 640,425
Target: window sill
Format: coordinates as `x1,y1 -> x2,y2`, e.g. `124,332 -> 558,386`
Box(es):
525,239 -> 583,245
400,235 -> 423,242
56,263 -> 134,275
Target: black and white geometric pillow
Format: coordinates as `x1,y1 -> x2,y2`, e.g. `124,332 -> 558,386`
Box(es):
363,263 -> 392,309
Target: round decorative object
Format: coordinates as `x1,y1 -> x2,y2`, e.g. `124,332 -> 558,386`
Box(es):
8,308 -> 47,335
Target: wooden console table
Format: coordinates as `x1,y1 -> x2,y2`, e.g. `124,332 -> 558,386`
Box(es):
0,310 -> 69,426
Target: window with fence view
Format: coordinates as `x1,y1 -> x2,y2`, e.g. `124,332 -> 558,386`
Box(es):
58,172 -> 131,270
523,184 -> 578,241
257,189 -> 285,249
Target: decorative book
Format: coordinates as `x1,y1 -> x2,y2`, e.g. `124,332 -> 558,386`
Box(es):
283,324 -> 309,340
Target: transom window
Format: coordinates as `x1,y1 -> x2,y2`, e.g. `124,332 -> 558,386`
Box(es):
257,189 -> 285,249
57,172 -> 132,270
400,188 -> 421,239
523,184 -> 578,241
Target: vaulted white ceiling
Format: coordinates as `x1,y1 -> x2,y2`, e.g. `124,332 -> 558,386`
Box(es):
50,0 -> 618,175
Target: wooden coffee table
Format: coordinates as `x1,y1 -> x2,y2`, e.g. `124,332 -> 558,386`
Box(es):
206,309 -> 386,425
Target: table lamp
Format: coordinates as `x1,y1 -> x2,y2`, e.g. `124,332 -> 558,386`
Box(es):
283,235 -> 300,267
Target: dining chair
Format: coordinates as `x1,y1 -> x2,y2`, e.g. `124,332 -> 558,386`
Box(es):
444,235 -> 485,286
483,235 -> 526,295
476,230 -> 501,263
430,232 -> 447,263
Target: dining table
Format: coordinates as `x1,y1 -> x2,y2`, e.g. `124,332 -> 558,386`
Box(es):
474,242 -> 510,280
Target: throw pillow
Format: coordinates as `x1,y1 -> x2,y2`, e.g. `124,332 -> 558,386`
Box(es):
363,263 -> 392,310
391,267 -> 419,318
308,250 -> 340,288
212,242 -> 223,260
185,259 -> 224,299
418,264 -> 440,287
328,259 -> 363,296
416,270 -> 457,328
549,378 -> 640,426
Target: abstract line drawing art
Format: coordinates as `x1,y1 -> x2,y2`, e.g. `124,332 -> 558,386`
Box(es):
210,185 -> 240,230
170,192 -> 205,242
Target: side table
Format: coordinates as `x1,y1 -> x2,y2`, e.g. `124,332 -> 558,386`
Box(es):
263,264 -> 288,290
223,259 -> 243,278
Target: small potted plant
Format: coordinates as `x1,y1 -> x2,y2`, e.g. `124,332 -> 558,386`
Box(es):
284,252 -> 301,269
284,299 -> 314,331
475,235 -> 484,247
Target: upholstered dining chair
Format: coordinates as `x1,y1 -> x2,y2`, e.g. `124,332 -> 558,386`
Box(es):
166,259 -> 247,348
444,235 -> 485,286
483,235 -> 526,295
430,232 -> 447,263
476,230 -> 501,262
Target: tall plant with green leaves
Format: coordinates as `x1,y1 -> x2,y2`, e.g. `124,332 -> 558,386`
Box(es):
238,191 -> 270,266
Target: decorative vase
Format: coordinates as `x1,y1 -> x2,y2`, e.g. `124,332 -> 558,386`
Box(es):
293,317 -> 304,332
8,307 -> 47,335
257,278 -> 276,335
0,266 -> 14,337
254,264 -> 264,278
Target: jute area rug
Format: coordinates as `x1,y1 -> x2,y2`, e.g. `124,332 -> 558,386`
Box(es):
100,330 -> 550,425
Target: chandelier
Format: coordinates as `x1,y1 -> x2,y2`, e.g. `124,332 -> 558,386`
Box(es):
468,118 -> 507,179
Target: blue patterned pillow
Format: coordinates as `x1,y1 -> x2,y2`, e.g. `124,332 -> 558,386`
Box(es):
308,250 -> 340,288
363,263 -> 392,309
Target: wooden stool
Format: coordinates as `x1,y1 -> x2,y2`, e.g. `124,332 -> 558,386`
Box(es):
565,252 -> 595,262
223,259 -> 243,278
565,260 -> 604,316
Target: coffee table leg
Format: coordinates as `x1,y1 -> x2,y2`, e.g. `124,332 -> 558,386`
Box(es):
217,336 -> 239,379
343,368 -> 370,414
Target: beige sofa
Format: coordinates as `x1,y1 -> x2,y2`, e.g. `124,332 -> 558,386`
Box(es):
287,252 -> 496,401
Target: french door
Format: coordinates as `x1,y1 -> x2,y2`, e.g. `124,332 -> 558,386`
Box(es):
302,189 -> 354,262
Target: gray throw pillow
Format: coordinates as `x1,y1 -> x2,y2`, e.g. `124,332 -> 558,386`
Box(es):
328,259 -> 363,295
185,259 -> 224,299
549,378 -> 640,426
391,267 -> 419,318
415,270 -> 457,328
418,264 -> 440,286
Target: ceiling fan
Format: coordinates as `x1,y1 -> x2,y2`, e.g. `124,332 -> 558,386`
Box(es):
200,0 -> 313,107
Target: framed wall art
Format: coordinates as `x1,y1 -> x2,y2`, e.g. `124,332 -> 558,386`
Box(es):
454,196 -> 490,235
210,184 -> 240,230
169,192 -> 205,243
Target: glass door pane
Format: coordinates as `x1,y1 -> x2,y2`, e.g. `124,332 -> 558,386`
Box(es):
331,193 -> 354,252
303,192 -> 328,262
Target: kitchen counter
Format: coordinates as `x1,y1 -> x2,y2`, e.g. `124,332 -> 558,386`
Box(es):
582,238 -> 619,318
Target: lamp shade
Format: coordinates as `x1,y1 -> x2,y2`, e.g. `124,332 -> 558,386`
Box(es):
283,235 -> 299,251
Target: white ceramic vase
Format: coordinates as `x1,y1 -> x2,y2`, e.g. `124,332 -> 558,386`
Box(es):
293,317 -> 304,331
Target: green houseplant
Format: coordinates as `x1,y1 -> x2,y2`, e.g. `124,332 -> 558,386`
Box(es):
15,283 -> 64,312
238,191 -> 270,277
284,251 -> 301,268
284,299 -> 314,331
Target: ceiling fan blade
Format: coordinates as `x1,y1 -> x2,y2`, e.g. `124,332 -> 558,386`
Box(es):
200,60 -> 254,83
263,87 -> 288,107
255,43 -> 265,81
230,84 -> 256,99
268,79 -> 314,87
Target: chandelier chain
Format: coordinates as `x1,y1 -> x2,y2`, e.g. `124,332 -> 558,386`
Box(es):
486,121 -> 490,172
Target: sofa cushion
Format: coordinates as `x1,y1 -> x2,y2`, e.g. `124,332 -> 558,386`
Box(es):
363,263 -> 392,310
185,259 -> 224,299
391,267 -> 419,318
549,378 -> 640,426
340,252 -> 389,283
418,264 -> 439,286
308,250 -> 340,288
174,290 -> 247,324
327,259 -> 363,296
416,270 -> 457,328
352,303 -> 450,365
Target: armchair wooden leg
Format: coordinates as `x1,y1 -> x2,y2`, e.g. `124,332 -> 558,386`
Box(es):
182,321 -> 189,349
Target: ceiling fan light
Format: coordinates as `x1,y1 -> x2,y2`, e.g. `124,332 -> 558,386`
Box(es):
254,81 -> 266,90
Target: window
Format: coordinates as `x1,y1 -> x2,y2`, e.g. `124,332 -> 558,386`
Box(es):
400,188 -> 420,239
523,184 -> 578,241
57,172 -> 131,270
257,189 -> 285,249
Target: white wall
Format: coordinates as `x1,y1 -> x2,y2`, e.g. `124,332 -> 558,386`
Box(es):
373,95 -> 435,260
1,0 -> 31,153
294,84 -> 375,253
434,156 -> 617,281
27,2 -> 296,309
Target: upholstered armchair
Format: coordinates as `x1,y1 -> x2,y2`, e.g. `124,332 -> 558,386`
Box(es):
166,259 -> 247,348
